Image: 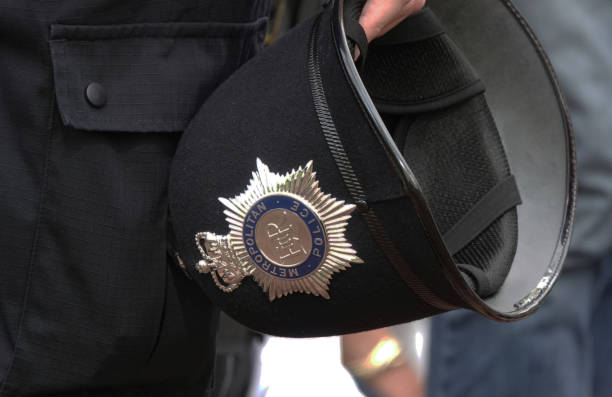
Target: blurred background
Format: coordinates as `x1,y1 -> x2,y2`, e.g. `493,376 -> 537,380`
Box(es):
211,1 -> 612,396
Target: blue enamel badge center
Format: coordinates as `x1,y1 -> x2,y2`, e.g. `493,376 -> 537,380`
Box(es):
243,194 -> 326,280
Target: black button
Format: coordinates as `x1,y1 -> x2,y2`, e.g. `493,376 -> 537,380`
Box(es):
85,82 -> 107,108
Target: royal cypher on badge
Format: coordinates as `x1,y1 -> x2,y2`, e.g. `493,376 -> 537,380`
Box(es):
194,159 -> 363,301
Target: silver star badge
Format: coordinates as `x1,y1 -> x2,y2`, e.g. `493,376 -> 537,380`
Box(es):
194,159 -> 363,301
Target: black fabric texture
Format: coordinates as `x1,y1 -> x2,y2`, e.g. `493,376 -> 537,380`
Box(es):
399,95 -> 518,297
362,27 -> 484,114
0,0 -> 270,395
169,11 -> 449,338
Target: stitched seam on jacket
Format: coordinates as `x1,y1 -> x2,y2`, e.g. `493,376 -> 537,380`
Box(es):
0,89 -> 57,397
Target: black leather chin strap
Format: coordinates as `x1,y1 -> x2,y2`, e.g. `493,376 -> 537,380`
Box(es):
343,0 -> 368,67
443,175 -> 522,255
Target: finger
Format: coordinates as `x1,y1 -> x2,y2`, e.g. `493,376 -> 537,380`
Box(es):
359,0 -> 426,42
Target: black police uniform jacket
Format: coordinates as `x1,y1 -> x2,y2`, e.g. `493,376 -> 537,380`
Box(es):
0,1 -> 270,395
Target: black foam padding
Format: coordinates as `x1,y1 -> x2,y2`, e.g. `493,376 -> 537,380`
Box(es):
399,96 -> 518,297
359,11 -> 518,298
362,28 -> 484,113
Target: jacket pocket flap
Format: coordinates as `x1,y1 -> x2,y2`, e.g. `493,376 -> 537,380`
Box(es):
50,20 -> 267,132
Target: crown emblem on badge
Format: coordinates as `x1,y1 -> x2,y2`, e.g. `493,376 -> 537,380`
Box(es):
194,159 -> 363,301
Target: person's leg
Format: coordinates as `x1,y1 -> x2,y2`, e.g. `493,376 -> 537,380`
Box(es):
428,267 -> 595,397
592,258 -> 612,397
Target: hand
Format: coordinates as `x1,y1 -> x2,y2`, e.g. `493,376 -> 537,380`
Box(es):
360,0 -> 426,42
341,329 -> 424,397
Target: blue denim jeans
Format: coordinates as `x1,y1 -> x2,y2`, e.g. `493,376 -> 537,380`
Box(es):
428,259 -> 612,397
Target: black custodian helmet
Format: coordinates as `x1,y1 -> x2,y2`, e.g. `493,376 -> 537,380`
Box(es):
168,0 -> 575,335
